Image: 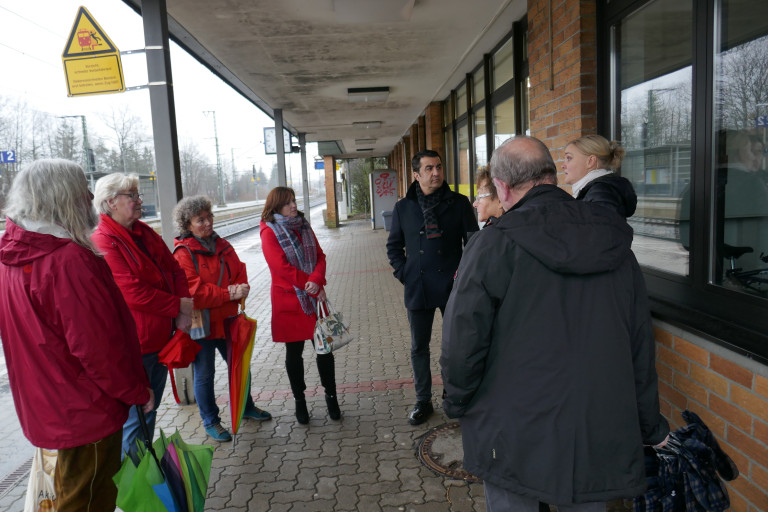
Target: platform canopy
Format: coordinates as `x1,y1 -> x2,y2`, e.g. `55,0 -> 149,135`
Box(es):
121,0 -> 526,159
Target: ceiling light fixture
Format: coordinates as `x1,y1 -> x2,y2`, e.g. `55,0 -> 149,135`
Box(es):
352,121 -> 382,129
348,87 -> 389,103
355,138 -> 377,145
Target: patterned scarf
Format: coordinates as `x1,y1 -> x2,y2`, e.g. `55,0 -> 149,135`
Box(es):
416,184 -> 442,239
266,214 -> 318,315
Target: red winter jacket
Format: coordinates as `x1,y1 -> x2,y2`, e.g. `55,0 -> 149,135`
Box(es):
260,220 -> 326,342
0,220 -> 150,449
173,234 -> 247,340
92,215 -> 191,354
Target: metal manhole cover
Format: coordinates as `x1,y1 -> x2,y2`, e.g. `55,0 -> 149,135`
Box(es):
417,422 -> 482,482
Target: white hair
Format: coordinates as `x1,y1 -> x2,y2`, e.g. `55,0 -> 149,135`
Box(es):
4,159 -> 98,251
93,173 -> 139,216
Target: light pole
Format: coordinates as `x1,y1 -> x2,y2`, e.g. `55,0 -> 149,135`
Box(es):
58,115 -> 94,187
203,110 -> 225,206
757,103 -> 768,171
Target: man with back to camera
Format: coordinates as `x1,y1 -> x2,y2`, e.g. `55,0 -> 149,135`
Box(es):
440,136 -> 669,511
386,149 -> 478,425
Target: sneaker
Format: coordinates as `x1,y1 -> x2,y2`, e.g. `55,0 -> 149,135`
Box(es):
204,423 -> 232,442
325,394 -> 341,421
243,406 -> 272,421
408,401 -> 434,426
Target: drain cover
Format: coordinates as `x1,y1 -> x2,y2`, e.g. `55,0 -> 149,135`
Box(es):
417,422 -> 482,482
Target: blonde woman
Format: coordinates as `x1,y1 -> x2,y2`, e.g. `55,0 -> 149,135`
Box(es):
562,134 -> 637,218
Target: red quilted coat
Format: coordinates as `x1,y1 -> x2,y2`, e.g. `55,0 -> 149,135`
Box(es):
260,220 -> 326,343
0,220 -> 150,449
173,235 -> 248,340
92,214 -> 191,354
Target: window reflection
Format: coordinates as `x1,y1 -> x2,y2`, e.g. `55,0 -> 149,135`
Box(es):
493,97 -> 516,148
615,0 -> 692,275
712,1 -> 768,297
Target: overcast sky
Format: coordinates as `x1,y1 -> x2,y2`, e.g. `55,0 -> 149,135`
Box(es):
0,0 -> 318,181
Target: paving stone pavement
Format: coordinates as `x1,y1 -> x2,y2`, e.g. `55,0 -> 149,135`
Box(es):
0,215 -> 486,512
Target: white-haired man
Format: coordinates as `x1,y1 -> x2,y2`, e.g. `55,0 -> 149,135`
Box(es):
440,137 -> 669,511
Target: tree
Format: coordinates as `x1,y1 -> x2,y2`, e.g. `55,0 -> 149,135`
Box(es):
179,141 -> 217,197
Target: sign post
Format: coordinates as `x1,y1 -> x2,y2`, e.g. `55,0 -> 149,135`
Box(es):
61,7 -> 125,97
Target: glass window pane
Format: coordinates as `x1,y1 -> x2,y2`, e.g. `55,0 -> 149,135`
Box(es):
711,0 -> 768,297
493,96 -> 516,148
493,37 -> 514,90
474,109 -> 487,176
616,0 -> 692,276
445,126 -> 455,188
473,67 -> 485,106
457,124 -> 470,196
456,84 -> 467,118
444,95 -> 453,126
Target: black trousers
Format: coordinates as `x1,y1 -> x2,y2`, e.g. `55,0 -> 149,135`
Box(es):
285,340 -> 336,399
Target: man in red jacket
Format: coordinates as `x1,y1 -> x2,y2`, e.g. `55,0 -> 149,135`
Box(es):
0,160 -> 153,511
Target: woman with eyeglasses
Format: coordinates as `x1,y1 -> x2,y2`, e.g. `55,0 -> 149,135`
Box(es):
92,173 -> 194,461
172,195 -> 272,442
473,167 -> 505,227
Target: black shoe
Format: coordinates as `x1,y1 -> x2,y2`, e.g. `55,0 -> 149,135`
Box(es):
408,401 -> 434,425
326,394 -> 341,420
295,399 -> 309,424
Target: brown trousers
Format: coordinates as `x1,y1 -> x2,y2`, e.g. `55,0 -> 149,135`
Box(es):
54,428 -> 122,512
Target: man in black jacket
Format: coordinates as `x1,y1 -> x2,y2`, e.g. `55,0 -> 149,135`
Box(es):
440,137 -> 669,510
386,150 -> 478,425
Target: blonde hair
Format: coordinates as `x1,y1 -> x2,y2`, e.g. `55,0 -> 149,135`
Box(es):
93,173 -> 139,215
3,159 -> 98,252
567,135 -> 626,170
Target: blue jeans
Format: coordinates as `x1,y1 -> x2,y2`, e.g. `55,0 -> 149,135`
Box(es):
407,307 -> 443,403
122,352 -> 166,461
194,338 -> 255,428
484,481 -> 604,512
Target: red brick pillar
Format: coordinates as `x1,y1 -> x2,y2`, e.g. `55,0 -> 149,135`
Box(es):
403,136 -> 412,196
418,115 -> 427,151
425,102 -> 444,160
323,155 -> 338,228
528,0 -> 597,185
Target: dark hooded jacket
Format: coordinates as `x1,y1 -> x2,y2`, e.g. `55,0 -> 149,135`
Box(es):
386,180 -> 478,310
577,173 -> 637,218
440,184 -> 668,505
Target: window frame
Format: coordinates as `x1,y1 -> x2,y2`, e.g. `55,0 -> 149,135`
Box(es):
599,0 -> 768,364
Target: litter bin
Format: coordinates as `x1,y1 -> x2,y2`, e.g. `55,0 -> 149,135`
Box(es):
382,210 -> 393,231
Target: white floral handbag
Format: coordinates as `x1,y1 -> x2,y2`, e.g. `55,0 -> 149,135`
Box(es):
313,299 -> 354,354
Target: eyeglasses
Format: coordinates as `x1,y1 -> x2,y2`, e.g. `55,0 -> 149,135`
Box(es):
474,193 -> 492,200
117,192 -> 143,202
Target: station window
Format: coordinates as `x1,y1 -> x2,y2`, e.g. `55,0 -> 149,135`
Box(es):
493,37 -> 514,90
605,0 -> 768,360
456,83 -> 468,118
473,67 -> 485,107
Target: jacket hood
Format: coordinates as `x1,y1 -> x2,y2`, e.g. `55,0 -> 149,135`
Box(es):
0,219 -> 73,267
580,174 -> 638,218
493,185 -> 633,275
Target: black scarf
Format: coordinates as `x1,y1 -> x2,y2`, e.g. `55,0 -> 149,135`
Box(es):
416,185 -> 442,239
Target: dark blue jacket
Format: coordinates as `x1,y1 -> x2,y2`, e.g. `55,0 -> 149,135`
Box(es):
386,181 -> 477,310
576,173 -> 637,218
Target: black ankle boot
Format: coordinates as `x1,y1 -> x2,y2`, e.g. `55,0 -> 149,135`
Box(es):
295,399 -> 309,424
325,394 -> 341,420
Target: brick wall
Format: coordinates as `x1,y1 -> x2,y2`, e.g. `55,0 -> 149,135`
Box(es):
654,320 -> 768,511
528,0 -> 597,185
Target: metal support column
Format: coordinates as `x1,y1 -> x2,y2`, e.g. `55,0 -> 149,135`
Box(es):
141,0 -> 183,247
275,109 -> 287,186
299,133 -> 310,223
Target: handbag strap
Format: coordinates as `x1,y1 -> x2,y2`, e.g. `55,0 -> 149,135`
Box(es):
316,298 -> 331,318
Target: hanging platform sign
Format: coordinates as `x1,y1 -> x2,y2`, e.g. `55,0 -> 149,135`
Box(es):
61,6 -> 125,97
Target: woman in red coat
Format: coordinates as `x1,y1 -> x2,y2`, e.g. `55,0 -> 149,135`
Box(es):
261,186 -> 339,424
173,195 -> 272,442
0,160 -> 152,511
92,173 -> 193,461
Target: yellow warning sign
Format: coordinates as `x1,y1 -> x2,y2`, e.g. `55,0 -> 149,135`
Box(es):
61,6 -> 125,96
